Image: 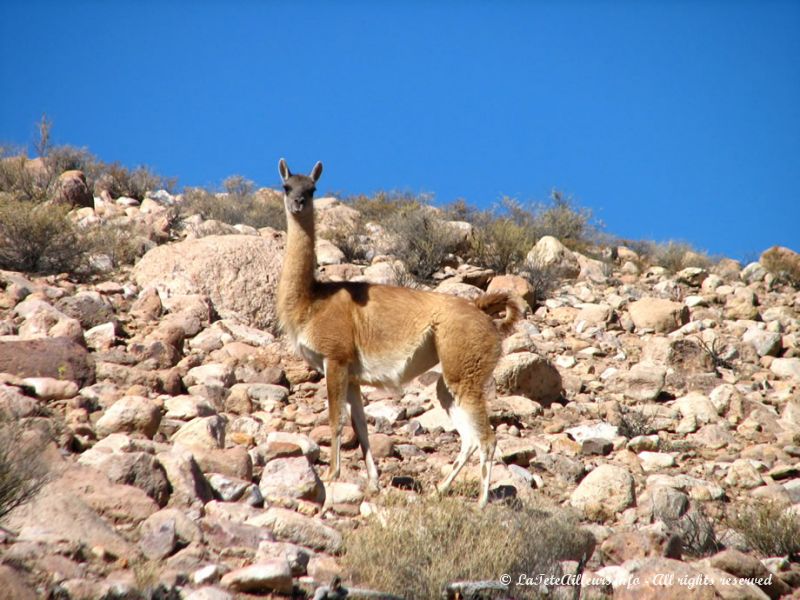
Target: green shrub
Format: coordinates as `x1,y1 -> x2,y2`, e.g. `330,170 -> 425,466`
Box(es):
0,198 -> 91,273
728,501 -> 800,558
183,175 -> 286,230
0,416 -> 50,522
343,495 -> 593,599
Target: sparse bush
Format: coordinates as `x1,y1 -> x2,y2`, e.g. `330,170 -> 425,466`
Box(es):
518,261 -> 569,306
86,220 -> 150,268
666,505 -> 723,557
344,191 -> 422,224
616,408 -> 656,438
383,205 -> 461,282
626,240 -> 713,273
531,190 -> 594,250
95,162 -> 173,200
0,416 -> 50,522
343,495 -> 592,599
0,148 -> 51,203
325,220 -> 370,263
728,501 -> 800,558
183,175 -> 286,230
0,198 -> 91,273
760,246 -> 800,287
468,198 -> 537,274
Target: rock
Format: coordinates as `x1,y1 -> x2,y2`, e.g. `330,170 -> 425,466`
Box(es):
325,481 -> 365,505
316,239 -> 345,265
486,274 -> 535,309
741,262 -> 767,283
628,298 -> 689,333
725,288 -> 759,321
638,452 -> 676,472
139,516 -> 177,560
725,459 -> 765,489
156,446 -> 214,514
743,328 -> 782,357
675,267 -> 709,286
615,558 -> 718,599
208,473 -> 262,504
85,322 -> 116,350
172,416 -> 227,450
52,170 -> 93,208
617,363 -> 666,402
640,486 -> 689,522
566,422 -> 618,444
576,252 -> 611,282
0,565 -> 37,600
247,507 -> 343,554
364,400 -> 406,425
760,245 -> 800,284
415,407 -> 456,433
493,395 -> 543,418
435,279 -> 484,301
709,549 -> 791,599
133,234 -> 285,331
527,236 -> 580,279
164,395 -> 217,420
674,392 -> 719,424
5,472 -> 139,561
265,432 -> 321,462
642,338 -> 714,373
184,363 -> 235,388
78,450 -> 170,507
259,456 -> 325,504
194,446 -> 253,480
95,395 -> 161,439
184,587 -> 234,600
600,529 -> 682,564
0,337 -> 94,386
494,352 -> 562,405
21,376 -> 77,401
569,464 -> 636,521
770,357 -> 800,380
220,560 -> 293,594
56,291 -> 117,330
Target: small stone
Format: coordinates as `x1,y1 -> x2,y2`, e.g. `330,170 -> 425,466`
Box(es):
638,452 -> 676,472
569,464 -> 635,521
220,560 -> 293,594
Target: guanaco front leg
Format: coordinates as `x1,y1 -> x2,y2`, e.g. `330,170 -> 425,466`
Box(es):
347,381 -> 380,491
324,359 -> 349,482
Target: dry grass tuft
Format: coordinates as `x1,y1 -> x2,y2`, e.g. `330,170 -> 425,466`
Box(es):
342,495 -> 593,599
728,500 -> 800,559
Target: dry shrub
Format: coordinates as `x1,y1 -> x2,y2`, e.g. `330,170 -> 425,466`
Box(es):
468,199 -> 537,274
665,505 -> 723,558
0,416 -> 50,523
531,190 -> 594,251
384,206 -> 462,282
325,220 -> 370,263
344,191 -> 422,224
0,148 -> 51,203
183,175 -> 286,230
0,198 -> 91,273
86,220 -> 152,268
625,240 -> 713,273
760,246 -> 800,286
342,495 -> 593,599
95,162 -> 173,201
728,501 -> 800,558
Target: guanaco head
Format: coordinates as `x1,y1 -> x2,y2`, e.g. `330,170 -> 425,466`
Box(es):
279,158 -> 323,215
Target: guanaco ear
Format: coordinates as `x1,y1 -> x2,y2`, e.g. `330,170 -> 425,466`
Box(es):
278,158 -> 291,183
310,161 -> 323,183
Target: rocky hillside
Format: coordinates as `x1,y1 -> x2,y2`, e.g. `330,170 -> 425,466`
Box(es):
1,186 -> 799,600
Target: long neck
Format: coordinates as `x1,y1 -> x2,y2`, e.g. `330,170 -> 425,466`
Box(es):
278,210 -> 317,323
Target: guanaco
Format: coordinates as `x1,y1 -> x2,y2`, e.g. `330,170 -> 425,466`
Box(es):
276,159 -> 523,507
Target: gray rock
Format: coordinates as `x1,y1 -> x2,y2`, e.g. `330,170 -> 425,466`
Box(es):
139,517 -> 177,560
220,560 -> 293,594
569,464 -> 636,521
133,234 -> 285,331
494,352 -> 562,405
628,297 -> 688,333
259,456 -> 325,504
95,395 -> 161,439
172,415 -> 227,450
743,328 -> 782,357
618,363 -> 666,402
247,507 -> 343,554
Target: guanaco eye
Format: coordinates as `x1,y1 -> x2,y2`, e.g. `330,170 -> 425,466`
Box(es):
283,185 -> 291,192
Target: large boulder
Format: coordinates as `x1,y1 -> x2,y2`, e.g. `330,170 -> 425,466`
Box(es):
494,352 -> 562,405
569,464 -> 636,521
526,236 -> 580,279
0,337 -> 94,386
133,234 -> 284,331
52,170 -> 93,209
628,298 -> 689,333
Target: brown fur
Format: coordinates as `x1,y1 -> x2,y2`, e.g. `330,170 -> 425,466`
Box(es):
276,159 -> 522,507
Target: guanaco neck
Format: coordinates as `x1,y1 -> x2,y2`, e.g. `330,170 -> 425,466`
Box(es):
277,209 -> 317,331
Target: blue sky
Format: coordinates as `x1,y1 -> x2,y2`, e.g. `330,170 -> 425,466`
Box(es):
1,1 -> 798,261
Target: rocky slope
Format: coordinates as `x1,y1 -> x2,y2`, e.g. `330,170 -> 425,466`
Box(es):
0,188 -> 799,600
